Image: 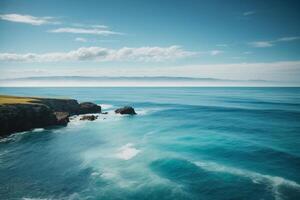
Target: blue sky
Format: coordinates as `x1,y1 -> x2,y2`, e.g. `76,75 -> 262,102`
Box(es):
0,0 -> 300,84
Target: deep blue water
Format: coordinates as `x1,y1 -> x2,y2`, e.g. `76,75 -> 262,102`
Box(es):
0,87 -> 300,200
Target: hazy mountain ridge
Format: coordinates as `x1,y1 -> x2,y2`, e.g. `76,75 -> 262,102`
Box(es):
0,76 -> 271,82
0,76 -> 293,87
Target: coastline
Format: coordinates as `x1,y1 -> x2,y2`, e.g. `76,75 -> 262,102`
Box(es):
0,95 -> 137,137
0,95 -> 102,137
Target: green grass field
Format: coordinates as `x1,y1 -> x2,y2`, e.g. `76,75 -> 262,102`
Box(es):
0,95 -> 40,105
0,95 -> 71,105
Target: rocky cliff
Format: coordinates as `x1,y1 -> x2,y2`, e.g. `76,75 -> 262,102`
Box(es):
0,95 -> 101,137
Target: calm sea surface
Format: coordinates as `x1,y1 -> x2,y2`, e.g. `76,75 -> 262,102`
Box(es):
0,87 -> 300,200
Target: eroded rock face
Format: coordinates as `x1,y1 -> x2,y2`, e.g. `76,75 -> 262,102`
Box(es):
115,106 -> 137,115
0,98 -> 102,136
79,102 -> 101,114
0,104 -> 58,136
54,112 -> 70,125
80,115 -> 98,121
34,98 -> 80,115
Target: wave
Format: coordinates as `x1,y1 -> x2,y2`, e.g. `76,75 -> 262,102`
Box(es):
136,100 -> 300,115
94,100 -> 300,119
99,104 -> 114,110
225,99 -> 300,107
22,198 -> 51,200
115,143 -> 140,160
32,128 -> 45,132
0,130 -> 30,143
0,127 -> 47,143
135,107 -> 167,115
194,160 -> 300,200
22,193 -> 81,200
68,107 -> 163,125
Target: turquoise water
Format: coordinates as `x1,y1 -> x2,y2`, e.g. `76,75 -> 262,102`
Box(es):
0,87 -> 300,200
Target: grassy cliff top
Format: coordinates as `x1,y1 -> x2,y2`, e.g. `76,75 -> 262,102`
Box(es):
0,95 -> 71,105
0,95 -> 40,105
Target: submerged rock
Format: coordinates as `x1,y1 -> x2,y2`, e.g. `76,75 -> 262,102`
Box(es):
80,115 -> 98,121
79,102 -> 101,114
115,106 -> 137,115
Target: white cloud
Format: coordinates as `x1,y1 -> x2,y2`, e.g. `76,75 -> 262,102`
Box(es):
72,23 -> 108,29
243,11 -> 255,16
249,41 -> 274,48
249,36 -> 299,48
210,50 -> 223,56
0,46 -> 197,62
75,37 -> 87,42
0,13 -> 59,25
49,27 -> 123,36
277,36 -> 300,42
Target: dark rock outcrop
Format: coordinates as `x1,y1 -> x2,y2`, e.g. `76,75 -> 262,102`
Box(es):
0,104 -> 58,136
35,98 -> 80,115
80,115 -> 98,121
0,96 -> 102,137
32,98 -> 101,115
115,106 -> 137,115
0,95 -> 137,137
79,102 -> 101,114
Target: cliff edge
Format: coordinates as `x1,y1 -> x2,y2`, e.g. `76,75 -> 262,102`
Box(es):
0,95 -> 101,137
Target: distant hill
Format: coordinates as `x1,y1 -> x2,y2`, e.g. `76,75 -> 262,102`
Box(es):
0,76 -> 288,87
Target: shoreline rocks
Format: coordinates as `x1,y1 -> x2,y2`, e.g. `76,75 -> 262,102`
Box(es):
0,103 -> 59,136
34,98 -> 80,115
79,102 -> 101,114
80,115 -> 98,121
0,96 -> 102,137
115,106 -> 137,115
0,95 -> 137,137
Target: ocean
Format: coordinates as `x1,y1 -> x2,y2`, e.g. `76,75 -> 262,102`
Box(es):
0,87 -> 300,200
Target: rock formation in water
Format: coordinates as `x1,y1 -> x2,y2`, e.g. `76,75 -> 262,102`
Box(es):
80,115 -> 98,121
79,102 -> 102,114
115,106 -> 137,115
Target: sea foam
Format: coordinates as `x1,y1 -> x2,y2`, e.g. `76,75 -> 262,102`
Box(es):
99,104 -> 114,110
194,160 -> 300,200
116,143 -> 140,160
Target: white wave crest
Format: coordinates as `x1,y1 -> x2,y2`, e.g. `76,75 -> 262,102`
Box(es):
69,114 -> 103,125
115,143 -> 140,160
0,130 -> 30,143
99,104 -> 114,110
32,128 -> 44,132
135,107 -> 166,115
100,171 -> 117,179
194,160 -> 300,200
